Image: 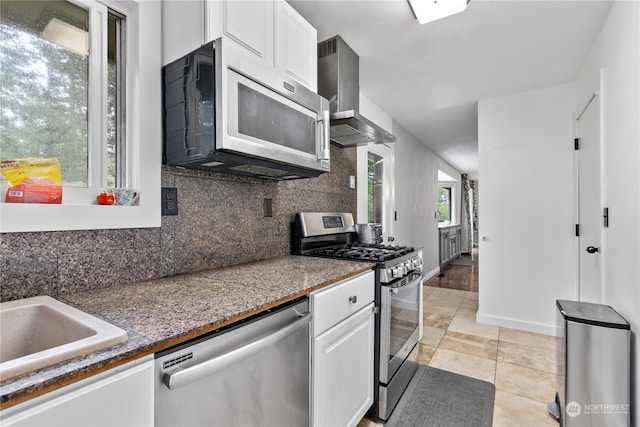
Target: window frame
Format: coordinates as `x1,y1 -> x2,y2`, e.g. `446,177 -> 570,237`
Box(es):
0,0 -> 161,233
438,185 -> 452,224
367,152 -> 384,224
438,182 -> 456,225
357,143 -> 395,242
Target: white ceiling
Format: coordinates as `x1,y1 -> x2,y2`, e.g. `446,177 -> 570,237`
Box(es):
288,0 -> 614,179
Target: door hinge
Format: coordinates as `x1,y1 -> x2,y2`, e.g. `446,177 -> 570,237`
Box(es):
575,224 -> 580,237
574,138 -> 580,150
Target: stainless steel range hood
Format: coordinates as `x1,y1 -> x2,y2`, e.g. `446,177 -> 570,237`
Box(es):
318,36 -> 396,146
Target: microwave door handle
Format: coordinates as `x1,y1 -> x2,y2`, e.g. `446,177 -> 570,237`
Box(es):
319,110 -> 330,160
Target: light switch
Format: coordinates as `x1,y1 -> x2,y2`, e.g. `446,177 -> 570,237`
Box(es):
348,175 -> 356,189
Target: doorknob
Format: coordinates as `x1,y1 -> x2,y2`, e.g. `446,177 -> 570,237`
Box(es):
586,246 -> 599,254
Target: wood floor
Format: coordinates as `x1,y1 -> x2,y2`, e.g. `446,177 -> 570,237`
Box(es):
426,249 -> 478,292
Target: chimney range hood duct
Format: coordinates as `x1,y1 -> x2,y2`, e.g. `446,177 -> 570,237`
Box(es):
318,36 -> 396,146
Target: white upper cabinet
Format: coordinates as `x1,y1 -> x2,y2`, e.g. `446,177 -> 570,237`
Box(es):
275,0 -> 317,91
205,0 -> 274,65
163,0 -> 317,90
207,0 -> 317,90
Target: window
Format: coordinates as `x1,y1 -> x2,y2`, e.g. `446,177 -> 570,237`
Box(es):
107,9 -> 125,189
368,152 -> 383,224
0,0 -> 161,232
438,186 -> 452,223
1,0 -> 124,191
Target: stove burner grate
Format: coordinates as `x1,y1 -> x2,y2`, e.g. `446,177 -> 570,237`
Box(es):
310,243 -> 414,262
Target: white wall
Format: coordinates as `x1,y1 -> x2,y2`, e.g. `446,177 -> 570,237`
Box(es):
576,1 -> 640,423
393,122 -> 461,280
477,83 -> 577,335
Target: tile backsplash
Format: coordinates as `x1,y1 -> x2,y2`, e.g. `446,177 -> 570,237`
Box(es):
0,144 -> 357,302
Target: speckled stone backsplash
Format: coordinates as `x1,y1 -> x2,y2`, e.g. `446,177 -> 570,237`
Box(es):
0,144 -> 357,302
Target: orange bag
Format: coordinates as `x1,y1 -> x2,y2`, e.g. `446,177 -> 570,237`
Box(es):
1,158 -> 63,204
5,178 -> 63,204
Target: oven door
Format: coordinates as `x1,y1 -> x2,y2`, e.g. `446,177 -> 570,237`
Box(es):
216,39 -> 330,174
379,271 -> 422,384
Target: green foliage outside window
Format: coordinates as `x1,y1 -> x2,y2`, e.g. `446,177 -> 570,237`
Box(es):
1,1 -> 120,188
0,22 -> 89,186
438,187 -> 451,222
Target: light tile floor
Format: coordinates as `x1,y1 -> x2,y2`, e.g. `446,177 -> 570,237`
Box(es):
358,285 -> 559,427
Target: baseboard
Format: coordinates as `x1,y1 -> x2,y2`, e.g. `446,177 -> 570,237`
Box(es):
422,266 -> 440,283
476,312 -> 559,336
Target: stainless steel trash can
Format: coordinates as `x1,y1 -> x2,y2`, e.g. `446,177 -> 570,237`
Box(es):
551,299 -> 630,427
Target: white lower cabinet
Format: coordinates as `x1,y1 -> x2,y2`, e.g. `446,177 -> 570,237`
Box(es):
0,356 -> 154,426
310,271 -> 375,427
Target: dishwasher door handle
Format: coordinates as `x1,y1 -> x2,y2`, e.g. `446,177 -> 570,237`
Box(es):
163,312 -> 311,390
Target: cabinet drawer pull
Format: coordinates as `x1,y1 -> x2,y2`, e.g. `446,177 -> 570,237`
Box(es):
349,295 -> 358,304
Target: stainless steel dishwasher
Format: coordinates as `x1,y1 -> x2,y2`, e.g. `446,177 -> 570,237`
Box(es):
155,299 -> 311,426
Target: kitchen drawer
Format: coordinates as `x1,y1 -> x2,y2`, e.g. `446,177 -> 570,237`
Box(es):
310,271 -> 374,336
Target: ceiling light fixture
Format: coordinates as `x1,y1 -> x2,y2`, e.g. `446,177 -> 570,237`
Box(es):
407,0 -> 469,24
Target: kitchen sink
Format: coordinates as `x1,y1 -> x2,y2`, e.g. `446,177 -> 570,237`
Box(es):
0,296 -> 128,380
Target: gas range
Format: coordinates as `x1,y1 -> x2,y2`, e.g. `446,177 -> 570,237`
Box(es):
292,212 -> 423,283
308,243 -> 422,283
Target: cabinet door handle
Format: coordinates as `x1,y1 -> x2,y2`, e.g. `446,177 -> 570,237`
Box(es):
349,295 -> 358,304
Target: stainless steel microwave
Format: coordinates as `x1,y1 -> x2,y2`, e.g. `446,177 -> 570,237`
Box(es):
163,38 -> 331,180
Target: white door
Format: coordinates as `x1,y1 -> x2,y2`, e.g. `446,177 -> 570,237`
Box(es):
577,89 -> 602,303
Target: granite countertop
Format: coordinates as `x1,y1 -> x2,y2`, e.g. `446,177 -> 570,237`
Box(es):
0,255 -> 375,409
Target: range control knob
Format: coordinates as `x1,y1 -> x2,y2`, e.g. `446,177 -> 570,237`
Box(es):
386,267 -> 395,279
392,266 -> 403,278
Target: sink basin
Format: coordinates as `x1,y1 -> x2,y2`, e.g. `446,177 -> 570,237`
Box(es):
0,296 -> 128,380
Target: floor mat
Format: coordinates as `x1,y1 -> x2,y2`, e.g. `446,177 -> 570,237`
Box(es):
447,257 -> 475,267
385,366 -> 495,427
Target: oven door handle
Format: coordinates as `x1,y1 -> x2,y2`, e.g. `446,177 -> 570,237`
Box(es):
390,274 -> 423,294
163,312 -> 311,390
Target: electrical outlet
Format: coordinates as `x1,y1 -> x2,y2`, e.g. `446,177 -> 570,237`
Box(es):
348,175 -> 356,189
263,198 -> 273,217
162,187 -> 178,215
